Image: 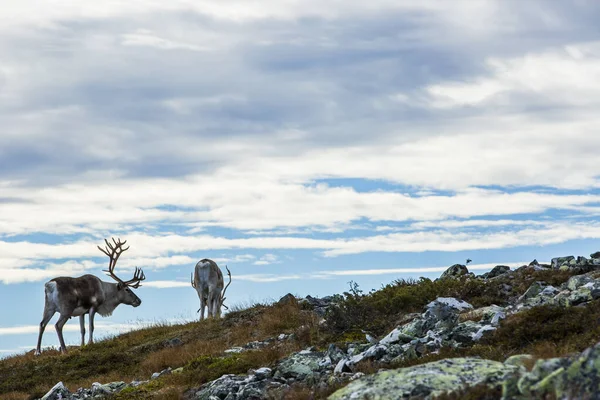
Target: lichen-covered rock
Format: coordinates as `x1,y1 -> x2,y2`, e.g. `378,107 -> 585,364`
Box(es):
517,283 -> 559,309
394,317 -> 430,338
465,305 -> 506,326
192,373 -> 288,400
424,298 -> 472,331
551,256 -> 575,269
252,367 -> 272,380
326,344 -> 346,364
328,358 -> 516,400
519,281 -> 547,300
504,354 -> 534,369
91,381 -> 127,396
516,357 -> 570,395
449,321 -> 486,344
275,349 -> 325,382
151,367 -> 171,380
426,297 -> 473,313
488,265 -> 511,278
513,341 -> 600,399
346,344 -> 388,369
40,382 -> 71,400
567,286 -> 593,306
379,326 -> 416,346
440,264 -> 469,279
566,275 -> 594,291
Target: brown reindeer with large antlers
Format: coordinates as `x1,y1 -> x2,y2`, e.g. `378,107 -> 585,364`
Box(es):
35,238 -> 145,355
191,259 -> 231,320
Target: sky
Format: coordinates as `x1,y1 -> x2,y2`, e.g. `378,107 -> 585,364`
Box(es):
2,0 -> 600,358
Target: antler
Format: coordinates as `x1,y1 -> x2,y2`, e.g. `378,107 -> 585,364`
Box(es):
220,265 -> 232,310
97,237 -> 144,288
122,267 -> 146,288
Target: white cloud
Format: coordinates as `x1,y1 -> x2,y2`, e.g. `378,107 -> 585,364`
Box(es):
0,177 -> 597,238
121,30 -> 209,52
144,280 -> 190,289
1,218 -> 599,284
145,272 -> 303,286
426,41 -> 600,109
0,321 -> 147,336
254,254 -> 280,265
144,262 -> 535,287
0,0 -> 598,290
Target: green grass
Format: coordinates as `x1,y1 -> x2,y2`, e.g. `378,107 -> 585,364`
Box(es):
325,268 -> 577,337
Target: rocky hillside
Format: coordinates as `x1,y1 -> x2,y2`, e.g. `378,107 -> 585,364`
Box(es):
4,253 -> 600,399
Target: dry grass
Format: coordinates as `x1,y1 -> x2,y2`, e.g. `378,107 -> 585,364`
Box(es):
0,267 -> 591,399
0,393 -> 30,400
277,382 -> 346,400
0,302 -> 321,399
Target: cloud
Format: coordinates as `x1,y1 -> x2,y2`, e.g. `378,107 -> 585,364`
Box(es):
2,218 -> 600,284
254,254 -> 280,265
144,261 -> 535,287
426,41 -> 600,109
0,179 -> 598,237
0,0 -> 599,288
0,321 -> 149,336
145,272 -> 303,286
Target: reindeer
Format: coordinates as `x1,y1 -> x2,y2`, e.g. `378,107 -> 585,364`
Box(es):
35,238 -> 145,355
191,259 -> 231,320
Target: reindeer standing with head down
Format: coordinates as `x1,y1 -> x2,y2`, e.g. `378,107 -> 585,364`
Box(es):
191,259 -> 231,320
35,238 -> 145,355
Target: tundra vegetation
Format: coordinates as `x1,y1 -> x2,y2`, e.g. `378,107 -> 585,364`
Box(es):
3,255 -> 600,399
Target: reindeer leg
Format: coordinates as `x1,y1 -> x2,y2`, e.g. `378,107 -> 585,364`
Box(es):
55,314 -> 70,353
200,294 -> 206,321
35,306 -> 56,356
88,308 -> 96,345
79,315 -> 86,347
209,291 -> 220,318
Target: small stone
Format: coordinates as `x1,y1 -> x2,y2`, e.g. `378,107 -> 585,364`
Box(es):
165,337 -> 183,347
334,359 -> 351,374
254,367 -> 272,380
350,372 -> 365,380
225,347 -> 244,354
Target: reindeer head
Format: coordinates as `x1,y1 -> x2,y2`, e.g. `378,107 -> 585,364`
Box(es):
98,238 -> 145,307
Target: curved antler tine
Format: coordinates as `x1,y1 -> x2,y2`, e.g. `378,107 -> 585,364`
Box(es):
220,265 -> 232,307
122,266 -> 145,288
97,245 -> 110,257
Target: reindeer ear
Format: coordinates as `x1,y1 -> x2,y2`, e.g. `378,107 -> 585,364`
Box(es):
117,282 -> 125,290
